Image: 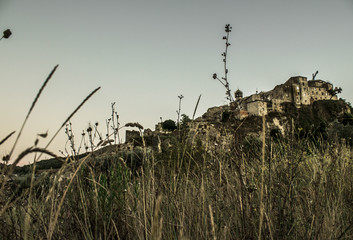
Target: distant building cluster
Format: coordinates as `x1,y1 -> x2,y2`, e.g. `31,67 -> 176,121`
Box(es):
233,76 -> 339,117
125,76 -> 341,143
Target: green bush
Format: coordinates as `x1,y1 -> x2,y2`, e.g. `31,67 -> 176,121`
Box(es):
162,119 -> 177,131
180,114 -> 191,129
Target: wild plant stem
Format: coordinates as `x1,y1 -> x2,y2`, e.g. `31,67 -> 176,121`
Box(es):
9,65 -> 58,160
192,94 -> 201,120
258,115 -> 266,239
35,87 -> 101,162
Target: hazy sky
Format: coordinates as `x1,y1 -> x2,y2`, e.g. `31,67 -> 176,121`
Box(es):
1,0 -> 353,165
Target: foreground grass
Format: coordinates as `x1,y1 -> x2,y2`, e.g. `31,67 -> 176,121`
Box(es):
1,135 -> 353,240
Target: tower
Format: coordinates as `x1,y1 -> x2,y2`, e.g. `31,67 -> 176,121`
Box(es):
234,89 -> 243,101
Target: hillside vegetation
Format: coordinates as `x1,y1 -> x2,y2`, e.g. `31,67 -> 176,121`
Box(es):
1,99 -> 353,239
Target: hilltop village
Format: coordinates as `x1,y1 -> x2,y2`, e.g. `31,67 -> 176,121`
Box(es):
12,74 -> 352,173
124,75 -> 344,145
232,76 -> 338,117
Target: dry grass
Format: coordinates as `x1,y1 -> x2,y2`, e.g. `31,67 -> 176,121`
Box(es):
0,65 -> 101,239
1,66 -> 353,239
1,135 -> 353,239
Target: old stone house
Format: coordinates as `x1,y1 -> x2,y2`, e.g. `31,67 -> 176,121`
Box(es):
234,76 -> 338,116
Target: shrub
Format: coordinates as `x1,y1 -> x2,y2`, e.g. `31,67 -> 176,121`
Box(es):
180,114 -> 191,129
162,119 -> 177,131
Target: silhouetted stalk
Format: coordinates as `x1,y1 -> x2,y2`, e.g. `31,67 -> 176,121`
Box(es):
213,24 -> 234,103
258,115 -> 266,239
8,65 -> 58,160
35,87 -> 101,161
0,147 -> 58,199
111,102 -> 117,144
0,131 -> 15,146
192,94 -> 201,120
64,121 -> 76,156
177,94 -> 184,130
47,153 -> 92,240
116,111 -> 121,144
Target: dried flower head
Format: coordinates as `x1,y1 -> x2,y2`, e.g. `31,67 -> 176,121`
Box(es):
135,122 -> 144,129
38,131 -> 48,138
225,24 -> 232,33
2,29 -> 12,39
125,122 -> 144,129
2,155 -> 10,162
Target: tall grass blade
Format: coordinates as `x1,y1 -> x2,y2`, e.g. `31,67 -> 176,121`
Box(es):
8,65 -> 59,159
0,131 -> 15,146
47,153 -> 91,240
36,86 -> 101,161
258,115 -> 266,240
192,94 -> 201,120
0,147 -> 59,215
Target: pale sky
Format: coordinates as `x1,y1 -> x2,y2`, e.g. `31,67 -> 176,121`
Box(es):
1,0 -> 353,165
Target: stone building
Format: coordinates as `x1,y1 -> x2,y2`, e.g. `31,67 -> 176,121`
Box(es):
234,76 -> 338,116
125,130 -> 140,143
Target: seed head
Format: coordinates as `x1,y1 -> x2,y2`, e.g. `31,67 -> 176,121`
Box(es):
38,131 -> 48,138
225,24 -> 232,33
2,29 -> 12,39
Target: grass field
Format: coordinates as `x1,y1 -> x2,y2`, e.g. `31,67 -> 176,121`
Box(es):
1,66 -> 352,239
1,130 -> 353,239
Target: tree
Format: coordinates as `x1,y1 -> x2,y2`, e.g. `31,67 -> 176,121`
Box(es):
162,120 -> 177,131
180,114 -> 191,129
328,87 -> 342,99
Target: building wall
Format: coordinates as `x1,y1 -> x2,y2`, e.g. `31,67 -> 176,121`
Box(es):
247,101 -> 267,116
234,110 -> 249,120
269,83 -> 292,103
271,99 -> 284,112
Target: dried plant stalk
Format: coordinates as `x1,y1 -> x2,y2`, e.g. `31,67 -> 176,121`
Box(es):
8,65 -> 59,159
